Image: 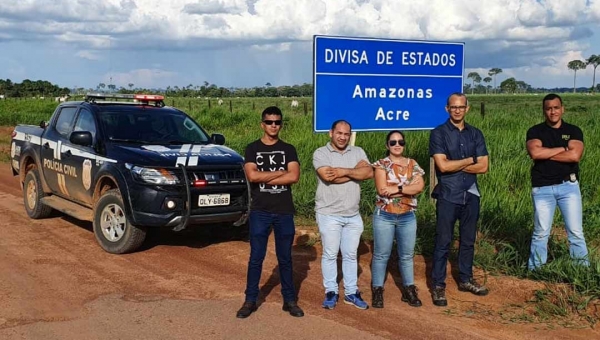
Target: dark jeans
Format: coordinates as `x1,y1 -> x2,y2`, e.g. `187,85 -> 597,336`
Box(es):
431,194 -> 480,288
244,210 -> 296,303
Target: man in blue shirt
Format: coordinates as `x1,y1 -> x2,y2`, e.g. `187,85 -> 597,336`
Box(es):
429,92 -> 489,307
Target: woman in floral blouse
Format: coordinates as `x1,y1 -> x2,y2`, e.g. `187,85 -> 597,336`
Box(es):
371,130 -> 425,308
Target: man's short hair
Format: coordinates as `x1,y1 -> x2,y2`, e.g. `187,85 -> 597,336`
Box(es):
262,106 -> 283,120
331,119 -> 351,131
542,93 -> 563,106
446,92 -> 468,106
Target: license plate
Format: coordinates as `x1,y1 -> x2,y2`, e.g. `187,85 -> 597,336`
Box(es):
198,194 -> 230,207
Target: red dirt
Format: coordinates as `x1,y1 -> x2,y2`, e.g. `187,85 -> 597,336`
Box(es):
0,162 -> 597,339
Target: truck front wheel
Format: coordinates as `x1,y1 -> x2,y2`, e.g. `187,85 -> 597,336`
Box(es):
23,169 -> 53,219
93,189 -> 146,254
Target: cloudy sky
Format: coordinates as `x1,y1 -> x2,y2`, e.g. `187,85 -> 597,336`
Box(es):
1,0 -> 600,90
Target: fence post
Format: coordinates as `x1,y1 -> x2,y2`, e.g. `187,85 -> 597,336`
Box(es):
480,102 -> 485,118
252,102 -> 255,110
189,101 -> 192,111
229,100 -> 232,113
208,100 -> 211,109
303,102 -> 308,115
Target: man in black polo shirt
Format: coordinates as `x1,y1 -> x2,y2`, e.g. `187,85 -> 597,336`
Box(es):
429,92 -> 489,307
526,93 -> 589,270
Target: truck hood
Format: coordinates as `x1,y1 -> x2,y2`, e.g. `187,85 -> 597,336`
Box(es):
106,143 -> 244,167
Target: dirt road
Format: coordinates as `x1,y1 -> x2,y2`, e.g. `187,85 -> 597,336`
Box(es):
0,163 -> 597,339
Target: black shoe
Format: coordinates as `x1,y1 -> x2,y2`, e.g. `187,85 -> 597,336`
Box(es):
371,286 -> 384,308
236,301 -> 257,318
432,286 -> 447,307
282,301 -> 304,317
458,278 -> 489,296
401,285 -> 422,307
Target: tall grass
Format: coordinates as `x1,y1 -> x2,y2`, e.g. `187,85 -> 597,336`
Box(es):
2,94 -> 600,312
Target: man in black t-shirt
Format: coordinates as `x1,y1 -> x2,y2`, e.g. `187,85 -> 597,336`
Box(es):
236,106 -> 304,318
526,93 -> 589,270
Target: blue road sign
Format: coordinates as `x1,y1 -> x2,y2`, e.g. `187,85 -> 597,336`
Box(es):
313,35 -> 464,132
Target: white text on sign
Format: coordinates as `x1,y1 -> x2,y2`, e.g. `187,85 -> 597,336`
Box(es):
324,49 -> 456,67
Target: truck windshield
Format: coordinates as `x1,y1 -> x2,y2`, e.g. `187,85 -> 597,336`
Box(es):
99,111 -> 210,144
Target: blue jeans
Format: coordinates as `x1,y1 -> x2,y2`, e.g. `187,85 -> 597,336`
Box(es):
316,213 -> 364,295
371,209 -> 417,287
528,181 -> 589,270
244,210 -> 296,303
431,194 -> 479,288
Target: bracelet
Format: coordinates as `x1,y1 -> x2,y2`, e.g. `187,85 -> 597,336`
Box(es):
398,185 -> 403,194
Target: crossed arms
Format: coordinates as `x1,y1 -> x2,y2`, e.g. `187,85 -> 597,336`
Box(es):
432,154 -> 489,174
526,139 -> 584,163
316,159 -> 373,184
375,168 -> 424,197
244,161 -> 300,185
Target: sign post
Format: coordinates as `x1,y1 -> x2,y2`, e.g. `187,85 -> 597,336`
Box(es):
313,35 -> 465,196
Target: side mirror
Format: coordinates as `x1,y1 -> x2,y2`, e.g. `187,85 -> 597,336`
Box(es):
211,133 -> 225,145
70,131 -> 93,147
39,120 -> 47,128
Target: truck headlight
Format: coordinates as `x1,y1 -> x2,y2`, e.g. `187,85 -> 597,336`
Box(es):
127,164 -> 180,185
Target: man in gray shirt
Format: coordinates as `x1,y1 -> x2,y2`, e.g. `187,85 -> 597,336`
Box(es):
313,120 -> 373,310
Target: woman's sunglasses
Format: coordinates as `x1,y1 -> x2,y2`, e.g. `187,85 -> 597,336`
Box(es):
388,139 -> 406,147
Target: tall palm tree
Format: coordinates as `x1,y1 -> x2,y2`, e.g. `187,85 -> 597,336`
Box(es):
567,60 -> 587,93
483,77 -> 492,94
488,68 -> 503,93
467,72 -> 482,94
586,54 -> 600,93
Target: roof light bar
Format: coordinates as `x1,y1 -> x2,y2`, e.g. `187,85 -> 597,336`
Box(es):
85,93 -> 165,102
134,94 -> 164,101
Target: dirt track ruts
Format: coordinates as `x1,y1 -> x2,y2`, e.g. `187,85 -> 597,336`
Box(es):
0,163 -> 597,340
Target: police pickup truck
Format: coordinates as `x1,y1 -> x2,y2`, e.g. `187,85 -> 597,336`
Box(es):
10,93 -> 249,254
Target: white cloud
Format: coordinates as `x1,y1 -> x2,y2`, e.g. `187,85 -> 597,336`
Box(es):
106,68 -> 178,89
0,0 -> 599,89
182,0 -> 247,15
75,50 -> 102,60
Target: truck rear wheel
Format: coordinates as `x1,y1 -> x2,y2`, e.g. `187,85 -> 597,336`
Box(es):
23,168 -> 53,219
93,189 -> 146,254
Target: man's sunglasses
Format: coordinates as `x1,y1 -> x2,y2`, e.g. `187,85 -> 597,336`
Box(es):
388,139 -> 406,147
263,120 -> 282,126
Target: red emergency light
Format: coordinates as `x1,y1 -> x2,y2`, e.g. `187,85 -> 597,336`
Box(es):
134,94 -> 164,101
193,179 -> 208,187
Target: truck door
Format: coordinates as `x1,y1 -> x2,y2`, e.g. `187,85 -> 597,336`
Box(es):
40,106 -> 78,198
62,108 -> 98,205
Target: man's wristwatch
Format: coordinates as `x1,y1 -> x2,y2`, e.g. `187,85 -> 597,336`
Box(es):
398,185 -> 403,194
472,155 -> 478,164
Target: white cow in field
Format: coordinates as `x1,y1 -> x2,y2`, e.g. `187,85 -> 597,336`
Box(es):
291,100 -> 299,108
55,95 -> 69,102
0,95 -> 5,100
217,99 -> 223,105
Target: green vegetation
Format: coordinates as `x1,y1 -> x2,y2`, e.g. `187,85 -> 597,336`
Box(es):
2,94 -> 600,323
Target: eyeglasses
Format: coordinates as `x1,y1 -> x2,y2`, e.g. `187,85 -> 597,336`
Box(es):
388,139 -> 406,147
262,120 -> 282,126
448,105 -> 467,111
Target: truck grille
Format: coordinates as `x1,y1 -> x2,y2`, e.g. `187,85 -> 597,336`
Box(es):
185,164 -> 246,185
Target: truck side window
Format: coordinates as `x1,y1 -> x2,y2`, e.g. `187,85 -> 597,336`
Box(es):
55,107 -> 78,138
74,109 -> 97,142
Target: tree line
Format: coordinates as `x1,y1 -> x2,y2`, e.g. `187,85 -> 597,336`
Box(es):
465,68 -> 534,94
567,54 -> 600,93
0,79 -> 70,98
98,81 -> 314,98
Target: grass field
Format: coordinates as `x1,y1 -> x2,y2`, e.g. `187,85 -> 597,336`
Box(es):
2,94 -> 600,320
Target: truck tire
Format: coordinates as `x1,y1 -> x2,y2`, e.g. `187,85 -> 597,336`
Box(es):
93,189 -> 146,254
23,168 -> 53,219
